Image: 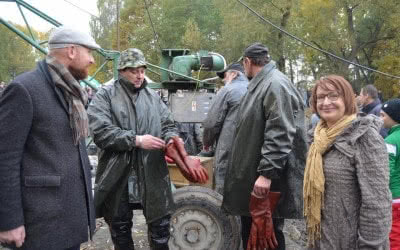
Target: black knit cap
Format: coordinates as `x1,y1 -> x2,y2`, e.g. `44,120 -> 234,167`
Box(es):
244,42 -> 269,58
382,98 -> 400,123
216,63 -> 244,79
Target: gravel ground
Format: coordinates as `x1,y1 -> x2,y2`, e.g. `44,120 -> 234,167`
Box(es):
1,211 -> 306,250
82,214 -> 307,250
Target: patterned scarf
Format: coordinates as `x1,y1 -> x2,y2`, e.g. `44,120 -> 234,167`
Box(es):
303,114 -> 356,246
46,56 -> 89,145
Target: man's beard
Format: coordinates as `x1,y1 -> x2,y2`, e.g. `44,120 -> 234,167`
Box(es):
68,64 -> 88,81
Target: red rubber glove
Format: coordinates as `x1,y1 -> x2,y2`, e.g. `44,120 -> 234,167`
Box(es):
165,140 -> 197,182
246,192 -> 281,250
165,155 -> 175,164
171,136 -> 209,184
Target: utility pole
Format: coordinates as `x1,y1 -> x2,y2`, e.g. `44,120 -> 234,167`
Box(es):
116,0 -> 120,51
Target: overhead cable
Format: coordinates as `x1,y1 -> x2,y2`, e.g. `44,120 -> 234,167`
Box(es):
237,0 -> 400,80
62,0 -> 99,20
143,0 -> 162,50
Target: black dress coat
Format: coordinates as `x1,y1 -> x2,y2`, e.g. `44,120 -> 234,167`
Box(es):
0,60 -> 95,249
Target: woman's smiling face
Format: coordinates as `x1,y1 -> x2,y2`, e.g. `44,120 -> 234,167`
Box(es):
316,83 -> 345,128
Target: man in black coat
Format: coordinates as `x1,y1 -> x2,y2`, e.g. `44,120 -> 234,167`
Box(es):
0,26 -> 100,249
359,84 -> 388,137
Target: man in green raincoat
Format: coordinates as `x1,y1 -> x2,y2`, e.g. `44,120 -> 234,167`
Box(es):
88,48 -> 178,250
222,43 -> 307,249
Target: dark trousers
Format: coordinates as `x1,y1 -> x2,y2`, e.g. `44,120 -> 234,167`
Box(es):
65,245 -> 80,250
104,188 -> 171,250
241,216 -> 285,250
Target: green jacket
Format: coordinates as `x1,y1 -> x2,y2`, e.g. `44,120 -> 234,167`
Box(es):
87,79 -> 178,223
385,125 -> 400,199
222,61 -> 308,219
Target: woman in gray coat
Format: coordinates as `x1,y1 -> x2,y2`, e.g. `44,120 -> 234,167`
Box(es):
304,75 -> 391,249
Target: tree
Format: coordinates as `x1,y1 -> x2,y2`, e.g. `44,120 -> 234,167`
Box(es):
0,23 -> 43,83
90,0 -> 400,90
297,0 -> 400,89
89,0 -> 122,83
181,19 -> 205,51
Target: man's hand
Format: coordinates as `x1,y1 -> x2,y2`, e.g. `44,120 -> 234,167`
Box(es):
136,135 -> 165,150
253,175 -> 271,197
0,225 -> 25,248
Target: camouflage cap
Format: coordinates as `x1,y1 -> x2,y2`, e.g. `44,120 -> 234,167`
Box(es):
118,48 -> 147,70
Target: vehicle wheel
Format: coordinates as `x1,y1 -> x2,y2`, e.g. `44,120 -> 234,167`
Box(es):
169,186 -> 240,250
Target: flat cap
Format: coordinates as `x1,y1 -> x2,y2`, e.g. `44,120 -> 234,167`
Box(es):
118,48 -> 147,70
48,26 -> 101,50
216,63 -> 244,79
244,42 -> 269,58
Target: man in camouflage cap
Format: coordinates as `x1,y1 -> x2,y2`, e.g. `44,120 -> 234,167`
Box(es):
88,48 -> 179,249
118,48 -> 147,70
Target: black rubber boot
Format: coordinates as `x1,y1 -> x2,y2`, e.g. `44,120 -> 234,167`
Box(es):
148,215 -> 171,250
105,188 -> 135,250
109,220 -> 135,250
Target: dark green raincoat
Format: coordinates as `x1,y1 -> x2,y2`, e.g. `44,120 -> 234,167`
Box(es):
222,61 -> 307,219
87,79 -> 178,223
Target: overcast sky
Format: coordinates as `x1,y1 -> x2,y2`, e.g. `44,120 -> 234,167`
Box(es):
0,0 -> 98,34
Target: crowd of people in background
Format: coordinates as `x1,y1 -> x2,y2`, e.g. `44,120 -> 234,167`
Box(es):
1,25 -> 400,250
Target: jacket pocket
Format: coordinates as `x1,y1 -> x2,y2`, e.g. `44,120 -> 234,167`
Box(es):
24,175 -> 61,187
23,176 -> 62,225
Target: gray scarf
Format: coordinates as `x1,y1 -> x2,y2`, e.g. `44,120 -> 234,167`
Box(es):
46,56 -> 89,145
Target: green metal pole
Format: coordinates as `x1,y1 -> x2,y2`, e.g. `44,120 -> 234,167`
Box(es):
88,60 -> 108,81
16,2 -> 35,41
13,0 -> 62,26
147,62 -> 205,84
0,17 -> 48,54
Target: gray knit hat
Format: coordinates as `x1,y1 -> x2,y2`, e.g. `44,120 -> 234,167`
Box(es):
48,26 -> 100,50
118,48 -> 147,70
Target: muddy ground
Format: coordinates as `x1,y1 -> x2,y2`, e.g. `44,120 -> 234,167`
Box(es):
82,211 -> 307,250
84,214 -> 307,250
1,210 -> 306,250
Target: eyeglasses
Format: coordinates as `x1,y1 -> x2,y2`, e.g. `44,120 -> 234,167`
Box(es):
316,92 -> 341,103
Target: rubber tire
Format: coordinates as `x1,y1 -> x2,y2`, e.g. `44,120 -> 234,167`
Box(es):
169,186 -> 240,250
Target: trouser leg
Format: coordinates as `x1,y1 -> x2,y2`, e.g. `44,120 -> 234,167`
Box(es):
240,216 -> 251,249
147,215 -> 171,250
240,216 -> 285,250
273,218 -> 285,250
214,165 -> 227,195
390,203 -> 400,249
104,187 -> 135,250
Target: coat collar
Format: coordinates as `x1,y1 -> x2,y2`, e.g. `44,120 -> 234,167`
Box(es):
38,60 -> 68,113
308,113 -> 383,157
361,99 -> 381,114
230,73 -> 249,86
389,124 -> 400,135
247,61 -> 276,93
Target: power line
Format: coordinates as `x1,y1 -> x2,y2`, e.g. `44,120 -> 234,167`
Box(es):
62,0 -> 99,20
143,0 -> 162,50
237,0 -> 400,80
